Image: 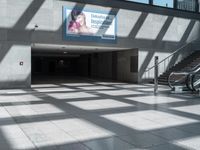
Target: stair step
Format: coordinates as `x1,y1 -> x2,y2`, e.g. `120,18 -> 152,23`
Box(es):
158,81 -> 169,85
158,77 -> 168,81
158,80 -> 168,83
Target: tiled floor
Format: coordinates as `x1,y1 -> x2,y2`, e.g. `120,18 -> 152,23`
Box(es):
0,78 -> 200,150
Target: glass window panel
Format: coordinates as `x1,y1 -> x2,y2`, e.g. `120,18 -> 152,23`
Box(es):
153,0 -> 174,8
126,0 -> 149,4
177,0 -> 196,11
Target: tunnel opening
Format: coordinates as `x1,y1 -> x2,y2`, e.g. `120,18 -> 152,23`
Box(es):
31,47 -> 138,84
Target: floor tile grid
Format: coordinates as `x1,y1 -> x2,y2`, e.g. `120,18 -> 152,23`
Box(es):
0,81 -> 200,149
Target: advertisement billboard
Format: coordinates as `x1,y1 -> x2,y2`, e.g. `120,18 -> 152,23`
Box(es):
63,7 -> 117,43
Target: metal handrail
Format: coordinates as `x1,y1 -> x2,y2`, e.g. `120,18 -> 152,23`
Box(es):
168,63 -> 200,91
145,40 -> 197,74
190,64 -> 200,74
168,72 -> 189,89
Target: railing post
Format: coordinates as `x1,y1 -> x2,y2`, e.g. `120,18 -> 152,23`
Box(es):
168,57 -> 169,70
154,56 -> 159,95
164,60 -> 166,72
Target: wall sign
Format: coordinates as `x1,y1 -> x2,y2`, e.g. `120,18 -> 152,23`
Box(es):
63,7 -> 117,43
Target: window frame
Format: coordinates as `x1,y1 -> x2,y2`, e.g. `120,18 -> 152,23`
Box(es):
118,0 -> 200,14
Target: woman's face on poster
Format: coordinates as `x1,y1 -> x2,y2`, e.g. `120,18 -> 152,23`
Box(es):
76,13 -> 85,26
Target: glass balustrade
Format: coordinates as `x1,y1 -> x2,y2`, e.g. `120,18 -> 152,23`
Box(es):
168,64 -> 200,91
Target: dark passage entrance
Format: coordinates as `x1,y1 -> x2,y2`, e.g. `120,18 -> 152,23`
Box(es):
32,57 -> 78,76
31,48 -> 138,84
31,49 -> 118,84
31,53 -> 91,84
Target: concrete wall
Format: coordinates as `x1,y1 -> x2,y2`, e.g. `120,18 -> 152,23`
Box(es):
117,50 -> 138,83
192,42 -> 200,51
0,42 -> 31,88
0,0 -> 200,88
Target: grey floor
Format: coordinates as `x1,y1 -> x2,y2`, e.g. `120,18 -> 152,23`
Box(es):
0,78 -> 200,150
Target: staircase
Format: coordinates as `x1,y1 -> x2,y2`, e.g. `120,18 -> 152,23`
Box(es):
158,51 -> 200,85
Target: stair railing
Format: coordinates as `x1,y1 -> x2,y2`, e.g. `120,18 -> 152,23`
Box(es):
144,40 -> 197,80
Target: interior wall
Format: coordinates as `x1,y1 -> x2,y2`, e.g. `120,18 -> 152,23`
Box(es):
192,42 -> 200,51
0,0 -> 200,88
117,49 -> 138,83
1,0 -> 197,50
83,50 -> 139,83
0,42 -> 31,89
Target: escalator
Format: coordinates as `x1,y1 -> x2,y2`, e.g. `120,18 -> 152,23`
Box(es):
187,64 -> 200,91
168,64 -> 200,92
